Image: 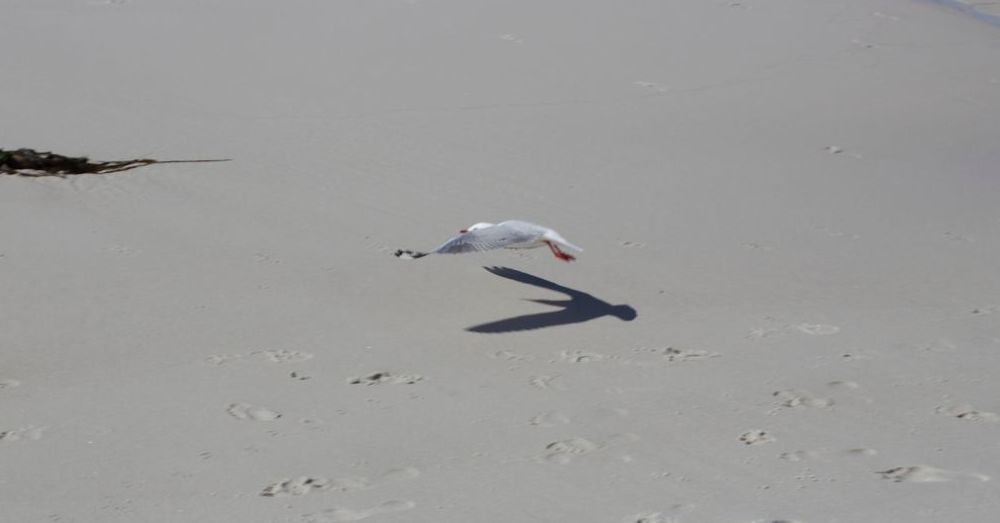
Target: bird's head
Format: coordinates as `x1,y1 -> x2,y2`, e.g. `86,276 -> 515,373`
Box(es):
460,222 -> 494,234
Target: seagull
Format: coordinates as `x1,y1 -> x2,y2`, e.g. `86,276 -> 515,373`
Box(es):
395,220 -> 583,262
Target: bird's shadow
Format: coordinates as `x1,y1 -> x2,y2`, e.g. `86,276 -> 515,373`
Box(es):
466,266 -> 637,333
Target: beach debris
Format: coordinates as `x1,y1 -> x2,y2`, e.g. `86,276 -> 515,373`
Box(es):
1,148 -> 228,177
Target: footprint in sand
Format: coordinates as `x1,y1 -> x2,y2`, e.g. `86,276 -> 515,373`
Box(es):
543,438 -> 603,464
490,349 -> 534,362
634,81 -> 669,93
529,411 -> 572,427
747,327 -> 778,340
542,434 -> 638,464
261,477 -> 332,497
772,389 -> 835,409
297,500 -> 416,522
531,407 -> 626,428
0,426 -> 45,442
529,375 -> 568,391
622,513 -> 672,523
749,319 -> 842,339
299,417 -> 326,430
739,430 -> 775,446
877,465 -> 989,483
252,251 -> 282,265
226,402 -> 282,421
257,349 -> 314,363
626,346 -> 720,366
935,405 -> 999,423
780,448 -> 877,462
746,325 -> 784,340
262,467 -> 420,497
559,350 -> 607,363
347,371 -> 424,386
661,347 -> 720,363
205,349 -> 314,366
204,353 -> 244,365
796,323 -> 840,336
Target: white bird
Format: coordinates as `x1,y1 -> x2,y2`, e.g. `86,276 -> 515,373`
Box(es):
396,220 -> 583,262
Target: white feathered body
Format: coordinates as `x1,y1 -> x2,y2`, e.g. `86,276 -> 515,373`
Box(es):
432,220 -> 583,255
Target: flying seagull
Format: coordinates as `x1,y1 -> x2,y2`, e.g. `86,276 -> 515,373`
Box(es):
395,220 -> 583,262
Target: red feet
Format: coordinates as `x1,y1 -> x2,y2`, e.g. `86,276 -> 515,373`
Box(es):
546,241 -> 576,262
554,251 -> 576,262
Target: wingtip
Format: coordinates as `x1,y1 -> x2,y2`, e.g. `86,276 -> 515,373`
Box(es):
394,249 -> 429,260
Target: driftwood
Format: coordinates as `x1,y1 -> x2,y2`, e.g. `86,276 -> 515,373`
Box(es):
0,148 -> 229,177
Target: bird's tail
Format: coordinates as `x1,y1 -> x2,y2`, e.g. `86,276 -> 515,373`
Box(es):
546,231 -> 583,252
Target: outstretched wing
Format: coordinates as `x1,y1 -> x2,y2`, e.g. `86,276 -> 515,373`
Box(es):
433,224 -> 535,254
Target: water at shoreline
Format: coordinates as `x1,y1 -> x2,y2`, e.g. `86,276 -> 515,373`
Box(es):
926,0 -> 1000,27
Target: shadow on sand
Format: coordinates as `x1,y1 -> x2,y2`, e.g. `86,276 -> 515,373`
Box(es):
466,266 -> 637,333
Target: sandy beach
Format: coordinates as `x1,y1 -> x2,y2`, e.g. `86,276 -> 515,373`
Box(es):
3,1 -> 999,522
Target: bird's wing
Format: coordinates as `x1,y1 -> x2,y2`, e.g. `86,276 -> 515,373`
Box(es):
433,224 -> 535,254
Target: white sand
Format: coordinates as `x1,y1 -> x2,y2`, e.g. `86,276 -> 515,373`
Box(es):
3,1 -> 1000,522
